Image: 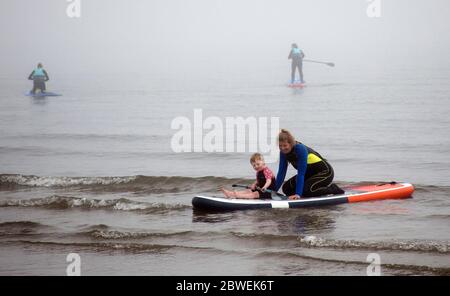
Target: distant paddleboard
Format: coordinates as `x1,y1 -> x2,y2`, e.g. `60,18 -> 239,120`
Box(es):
288,81 -> 306,88
25,91 -> 61,97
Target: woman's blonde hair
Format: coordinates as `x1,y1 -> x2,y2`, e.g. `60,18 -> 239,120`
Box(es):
250,153 -> 264,164
278,129 -> 296,145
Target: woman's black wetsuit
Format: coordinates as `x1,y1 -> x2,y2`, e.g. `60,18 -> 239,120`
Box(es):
275,142 -> 344,197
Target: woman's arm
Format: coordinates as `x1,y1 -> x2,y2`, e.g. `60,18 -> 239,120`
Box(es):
275,153 -> 288,191
261,168 -> 274,190
294,144 -> 308,196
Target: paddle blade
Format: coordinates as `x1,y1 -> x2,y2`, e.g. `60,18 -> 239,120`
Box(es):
275,193 -> 288,200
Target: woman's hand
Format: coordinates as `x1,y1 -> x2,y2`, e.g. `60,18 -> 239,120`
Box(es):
288,194 -> 301,200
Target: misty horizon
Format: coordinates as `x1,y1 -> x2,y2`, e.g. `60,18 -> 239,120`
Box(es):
0,0 -> 449,79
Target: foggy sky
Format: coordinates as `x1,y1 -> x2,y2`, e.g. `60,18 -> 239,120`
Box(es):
1,0 -> 449,77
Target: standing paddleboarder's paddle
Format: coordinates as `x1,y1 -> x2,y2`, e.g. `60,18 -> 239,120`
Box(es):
303,59 -> 335,67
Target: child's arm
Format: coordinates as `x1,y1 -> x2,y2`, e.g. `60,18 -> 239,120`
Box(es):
261,178 -> 272,191
261,168 -> 274,191
250,181 -> 258,190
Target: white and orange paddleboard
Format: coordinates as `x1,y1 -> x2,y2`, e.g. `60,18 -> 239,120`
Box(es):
192,182 -> 414,211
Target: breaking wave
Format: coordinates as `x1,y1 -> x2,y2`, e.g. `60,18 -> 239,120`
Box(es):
298,235 -> 449,254
0,174 -> 246,193
0,195 -> 190,212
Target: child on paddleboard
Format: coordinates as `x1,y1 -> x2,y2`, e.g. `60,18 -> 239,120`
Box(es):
221,153 -> 277,199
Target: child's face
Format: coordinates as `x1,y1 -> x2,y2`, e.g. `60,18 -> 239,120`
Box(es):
251,159 -> 265,171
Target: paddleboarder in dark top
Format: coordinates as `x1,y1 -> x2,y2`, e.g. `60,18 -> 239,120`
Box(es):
275,129 -> 344,200
28,63 -> 49,94
288,43 -> 305,84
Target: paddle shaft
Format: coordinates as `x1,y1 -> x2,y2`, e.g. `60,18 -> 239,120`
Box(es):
303,59 -> 335,67
232,184 -> 287,200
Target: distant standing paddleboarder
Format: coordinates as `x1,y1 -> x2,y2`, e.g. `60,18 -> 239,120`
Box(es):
288,43 -> 305,84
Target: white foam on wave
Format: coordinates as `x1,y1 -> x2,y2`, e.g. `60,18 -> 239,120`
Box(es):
0,174 -> 137,187
298,235 -> 449,253
0,195 -> 190,213
113,201 -> 151,211
0,195 -> 147,211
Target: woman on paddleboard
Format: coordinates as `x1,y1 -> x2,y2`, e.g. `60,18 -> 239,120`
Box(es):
276,129 -> 344,200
